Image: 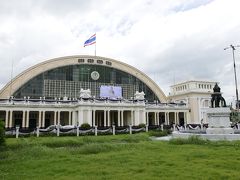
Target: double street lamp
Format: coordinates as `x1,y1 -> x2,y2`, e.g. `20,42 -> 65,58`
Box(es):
224,44 -> 240,111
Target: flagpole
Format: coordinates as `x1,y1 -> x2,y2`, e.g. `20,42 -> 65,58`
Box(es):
9,58 -> 14,98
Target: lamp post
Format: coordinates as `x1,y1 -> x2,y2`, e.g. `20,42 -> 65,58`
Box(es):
224,44 -> 240,111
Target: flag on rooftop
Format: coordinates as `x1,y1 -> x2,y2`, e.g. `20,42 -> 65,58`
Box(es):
84,34 -> 96,47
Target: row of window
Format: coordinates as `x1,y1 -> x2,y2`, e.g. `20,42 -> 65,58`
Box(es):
198,84 -> 212,90
175,85 -> 188,92
78,58 -> 112,66
174,83 -> 213,92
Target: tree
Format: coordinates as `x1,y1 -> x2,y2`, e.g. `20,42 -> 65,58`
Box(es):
230,112 -> 240,124
0,119 -> 5,146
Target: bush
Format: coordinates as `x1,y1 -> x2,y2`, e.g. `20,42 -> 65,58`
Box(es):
0,119 -> 5,146
148,130 -> 170,137
80,123 -> 91,130
138,123 -> 146,128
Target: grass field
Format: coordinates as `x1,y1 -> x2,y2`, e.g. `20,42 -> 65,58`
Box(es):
1,133 -> 240,179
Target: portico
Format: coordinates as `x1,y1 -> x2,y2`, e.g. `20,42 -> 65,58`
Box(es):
0,98 -> 189,129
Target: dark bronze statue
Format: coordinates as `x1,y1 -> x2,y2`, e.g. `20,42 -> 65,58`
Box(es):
211,83 -> 226,108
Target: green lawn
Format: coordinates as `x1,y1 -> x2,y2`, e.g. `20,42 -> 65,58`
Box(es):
1,133 -> 240,180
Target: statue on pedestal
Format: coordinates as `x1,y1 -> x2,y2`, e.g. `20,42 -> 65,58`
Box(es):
211,83 -> 226,108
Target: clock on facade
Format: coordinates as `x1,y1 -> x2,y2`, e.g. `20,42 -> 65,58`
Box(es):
91,71 -> 100,80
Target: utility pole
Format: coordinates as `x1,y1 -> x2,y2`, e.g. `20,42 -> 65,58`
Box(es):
224,44 -> 240,111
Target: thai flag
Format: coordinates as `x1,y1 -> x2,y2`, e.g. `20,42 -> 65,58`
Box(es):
84,34 -> 96,47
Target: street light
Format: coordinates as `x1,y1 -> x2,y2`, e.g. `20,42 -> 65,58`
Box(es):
224,44 -> 240,111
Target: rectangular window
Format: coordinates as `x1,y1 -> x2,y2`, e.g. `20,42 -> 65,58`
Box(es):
97,60 -> 103,64
78,59 -> 85,63
87,59 -> 94,63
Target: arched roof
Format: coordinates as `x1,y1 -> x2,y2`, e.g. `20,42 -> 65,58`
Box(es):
0,55 -> 167,102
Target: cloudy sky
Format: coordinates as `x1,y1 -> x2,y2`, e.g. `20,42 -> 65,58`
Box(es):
1,0 -> 240,103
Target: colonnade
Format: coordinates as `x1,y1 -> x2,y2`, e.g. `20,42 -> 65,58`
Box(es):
3,110 -> 73,128
2,108 -> 189,129
146,111 -> 189,126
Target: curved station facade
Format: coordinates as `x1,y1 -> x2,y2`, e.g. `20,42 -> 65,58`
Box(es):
0,55 -> 190,129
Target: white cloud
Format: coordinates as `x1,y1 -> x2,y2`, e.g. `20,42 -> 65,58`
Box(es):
0,0 -> 240,104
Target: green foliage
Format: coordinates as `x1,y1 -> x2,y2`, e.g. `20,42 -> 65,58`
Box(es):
0,119 -> 5,146
230,112 -> 240,123
169,136 -> 209,145
148,130 -> 170,137
138,123 -> 146,128
80,123 -> 91,129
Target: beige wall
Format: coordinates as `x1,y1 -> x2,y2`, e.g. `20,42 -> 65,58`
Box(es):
168,92 -> 211,124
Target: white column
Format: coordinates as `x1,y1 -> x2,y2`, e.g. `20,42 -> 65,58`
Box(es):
186,111 -> 190,125
87,109 -> 92,125
131,110 -> 133,126
57,111 -> 60,125
5,111 -> 9,128
146,112 -> 149,125
93,110 -> 96,127
104,110 -> 107,127
117,110 -> 120,126
134,110 -> 139,125
164,112 -> 167,125
157,112 -> 159,125
121,110 -> 124,126
142,110 -> 146,125
198,97 -> 201,123
38,111 -> 42,128
9,110 -> 13,128
78,109 -> 84,126
165,112 -> 169,125
167,112 -> 170,125
26,111 -> 29,128
108,110 -> 110,126
22,111 -> 26,128
177,112 -> 180,125
42,111 -> 45,128
73,111 -> 77,125
68,111 -> 72,125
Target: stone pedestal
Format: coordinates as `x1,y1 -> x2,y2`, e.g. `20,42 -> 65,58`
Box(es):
206,107 -> 234,134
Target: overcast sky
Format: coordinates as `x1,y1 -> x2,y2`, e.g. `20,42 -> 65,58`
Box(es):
1,0 -> 240,103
